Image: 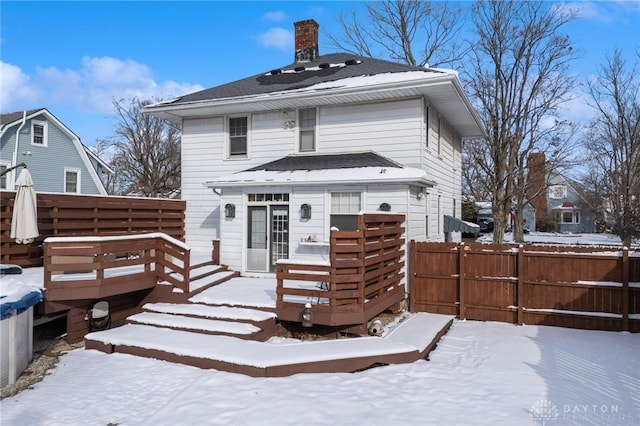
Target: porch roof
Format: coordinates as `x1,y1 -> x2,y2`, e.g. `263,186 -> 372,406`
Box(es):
204,166 -> 435,188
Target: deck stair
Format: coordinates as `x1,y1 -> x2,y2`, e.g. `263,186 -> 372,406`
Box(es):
126,302 -> 277,341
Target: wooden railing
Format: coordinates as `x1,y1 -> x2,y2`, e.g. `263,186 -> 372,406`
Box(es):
1,191 -> 185,267
44,233 -> 190,301
276,213 -> 406,328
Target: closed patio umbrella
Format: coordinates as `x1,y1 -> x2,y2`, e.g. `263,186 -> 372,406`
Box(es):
10,168 -> 39,244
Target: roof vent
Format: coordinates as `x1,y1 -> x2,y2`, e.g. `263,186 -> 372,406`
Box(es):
270,69 -> 282,75
319,63 -> 330,69
294,66 -> 306,72
345,59 -> 358,66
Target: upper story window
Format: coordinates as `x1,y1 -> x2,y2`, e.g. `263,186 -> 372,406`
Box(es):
64,168 -> 80,193
298,108 -> 316,152
330,191 -> 361,231
31,121 -> 48,146
548,185 -> 567,199
228,116 -> 248,157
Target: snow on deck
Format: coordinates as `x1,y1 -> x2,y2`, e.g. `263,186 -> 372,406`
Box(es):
127,312 -> 261,335
143,303 -> 276,321
86,312 -> 454,368
189,277 -> 278,308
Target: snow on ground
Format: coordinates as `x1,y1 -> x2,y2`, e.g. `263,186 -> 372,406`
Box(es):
476,231 -> 632,247
1,320 -> 638,426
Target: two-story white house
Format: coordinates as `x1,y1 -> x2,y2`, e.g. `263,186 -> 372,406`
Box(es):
0,108 -> 112,195
143,19 -> 485,275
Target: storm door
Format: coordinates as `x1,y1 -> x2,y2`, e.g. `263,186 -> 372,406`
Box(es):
246,193 -> 289,272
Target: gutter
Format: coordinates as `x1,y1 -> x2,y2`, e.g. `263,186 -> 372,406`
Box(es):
204,176 -> 437,189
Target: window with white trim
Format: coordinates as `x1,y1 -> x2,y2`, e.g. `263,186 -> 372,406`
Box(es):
556,209 -> 580,224
437,195 -> 442,235
64,168 -> 80,193
425,193 -> 431,237
330,191 -> 361,231
228,116 -> 248,157
437,117 -> 442,156
298,108 -> 316,152
0,163 -> 9,190
548,185 -> 567,199
424,102 -> 430,149
31,120 -> 48,146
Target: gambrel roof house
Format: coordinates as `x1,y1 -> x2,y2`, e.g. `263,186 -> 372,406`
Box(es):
0,108 -> 113,195
143,19 -> 485,275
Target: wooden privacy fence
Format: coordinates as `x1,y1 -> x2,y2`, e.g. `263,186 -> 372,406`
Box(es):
410,242 -> 639,332
0,191 -> 185,267
276,213 -> 406,329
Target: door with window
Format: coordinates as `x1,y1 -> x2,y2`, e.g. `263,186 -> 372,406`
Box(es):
246,194 -> 289,272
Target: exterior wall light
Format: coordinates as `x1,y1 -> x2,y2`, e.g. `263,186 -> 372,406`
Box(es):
379,202 -> 391,212
300,203 -> 312,219
224,203 -> 235,218
302,302 -> 313,327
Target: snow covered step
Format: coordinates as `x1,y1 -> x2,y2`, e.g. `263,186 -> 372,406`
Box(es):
85,324 -> 421,377
140,302 -> 277,340
142,302 -> 276,324
126,312 -> 268,340
189,270 -> 239,294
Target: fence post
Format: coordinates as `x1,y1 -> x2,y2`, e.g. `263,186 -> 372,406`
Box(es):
458,242 -> 465,320
212,239 -> 220,265
622,247 -> 629,332
409,240 -> 416,312
517,244 -> 524,325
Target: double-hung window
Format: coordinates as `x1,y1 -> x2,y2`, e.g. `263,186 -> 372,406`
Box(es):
298,108 -> 316,152
330,191 -> 361,231
31,121 -> 48,146
228,116 -> 248,157
64,168 -> 80,193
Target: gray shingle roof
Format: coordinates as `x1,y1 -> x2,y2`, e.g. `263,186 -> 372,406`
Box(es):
166,53 -> 438,105
0,109 -> 45,127
245,152 -> 402,172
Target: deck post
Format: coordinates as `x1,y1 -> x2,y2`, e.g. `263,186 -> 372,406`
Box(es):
458,242 -> 465,320
212,239 -> 220,265
517,245 -> 524,325
621,247 -> 629,332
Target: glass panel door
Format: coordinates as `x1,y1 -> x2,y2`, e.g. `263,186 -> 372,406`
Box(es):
270,206 -> 289,272
247,206 -> 268,271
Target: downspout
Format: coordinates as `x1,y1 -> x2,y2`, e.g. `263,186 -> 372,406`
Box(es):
12,111 -> 28,180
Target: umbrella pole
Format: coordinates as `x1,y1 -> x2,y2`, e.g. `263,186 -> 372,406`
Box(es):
0,162 -> 27,177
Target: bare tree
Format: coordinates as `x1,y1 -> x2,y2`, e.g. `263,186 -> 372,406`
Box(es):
462,137 -> 493,202
105,98 -> 181,197
326,0 -> 468,68
465,0 -> 579,243
584,49 -> 640,247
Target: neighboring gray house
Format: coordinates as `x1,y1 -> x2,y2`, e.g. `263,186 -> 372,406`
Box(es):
143,19 -> 485,275
0,108 -> 112,195
527,152 -> 596,233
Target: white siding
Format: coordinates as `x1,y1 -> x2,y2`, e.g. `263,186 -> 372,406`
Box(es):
219,188 -> 244,271
320,99 -> 423,167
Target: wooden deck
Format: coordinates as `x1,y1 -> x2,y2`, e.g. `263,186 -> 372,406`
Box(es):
276,214 -> 406,332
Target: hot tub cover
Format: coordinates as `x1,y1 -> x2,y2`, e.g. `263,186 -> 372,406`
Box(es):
0,279 -> 43,320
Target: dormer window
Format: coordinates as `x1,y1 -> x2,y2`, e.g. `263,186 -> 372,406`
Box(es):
228,116 -> 248,157
298,108 -> 316,152
31,120 -> 48,146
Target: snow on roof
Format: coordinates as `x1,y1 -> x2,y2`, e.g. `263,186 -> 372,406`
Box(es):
205,166 -> 433,188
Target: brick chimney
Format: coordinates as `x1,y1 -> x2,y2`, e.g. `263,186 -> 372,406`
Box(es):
527,152 -> 547,229
294,19 -> 319,62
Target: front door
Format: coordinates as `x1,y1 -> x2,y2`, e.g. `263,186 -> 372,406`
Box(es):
247,204 -> 289,272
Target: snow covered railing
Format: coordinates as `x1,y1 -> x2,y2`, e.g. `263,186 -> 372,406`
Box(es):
276,213 -> 406,330
43,233 -> 191,300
